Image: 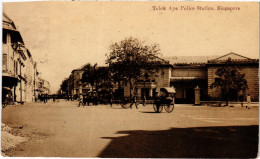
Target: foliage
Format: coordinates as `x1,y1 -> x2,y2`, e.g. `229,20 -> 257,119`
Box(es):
210,64 -> 248,105
95,67 -> 114,92
81,64 -> 114,92
81,63 -> 98,90
106,37 -> 164,98
60,78 -> 69,94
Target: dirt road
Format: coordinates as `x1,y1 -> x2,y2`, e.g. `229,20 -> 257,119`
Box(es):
2,100 -> 259,157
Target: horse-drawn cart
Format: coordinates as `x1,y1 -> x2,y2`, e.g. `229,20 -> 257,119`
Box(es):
153,87 -> 176,113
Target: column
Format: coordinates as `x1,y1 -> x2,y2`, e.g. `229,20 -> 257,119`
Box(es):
149,88 -> 153,97
137,88 -> 141,99
194,85 -> 200,105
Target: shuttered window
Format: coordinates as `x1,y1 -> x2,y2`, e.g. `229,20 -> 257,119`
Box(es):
2,54 -> 7,71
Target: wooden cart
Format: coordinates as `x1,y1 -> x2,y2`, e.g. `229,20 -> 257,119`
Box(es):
153,87 -> 176,113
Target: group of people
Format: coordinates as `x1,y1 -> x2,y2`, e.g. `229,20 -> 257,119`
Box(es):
78,92 -> 98,107
77,92 -> 143,108
38,94 -> 56,103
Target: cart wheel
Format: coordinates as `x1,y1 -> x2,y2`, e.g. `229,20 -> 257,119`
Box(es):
153,103 -> 163,113
121,98 -> 130,109
164,103 -> 174,113
122,103 -> 131,109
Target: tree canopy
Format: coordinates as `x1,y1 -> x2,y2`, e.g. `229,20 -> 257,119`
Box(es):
60,78 -> 69,95
106,37 -> 164,98
81,63 -> 98,90
210,64 -> 248,105
81,64 -> 114,92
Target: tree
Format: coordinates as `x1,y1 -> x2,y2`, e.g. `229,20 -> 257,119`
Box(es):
210,64 -> 248,106
106,37 -> 163,99
81,63 -> 98,91
60,78 -> 69,95
95,66 -> 114,92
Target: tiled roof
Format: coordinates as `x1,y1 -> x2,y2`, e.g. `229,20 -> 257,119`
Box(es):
164,56 -> 219,65
3,12 -> 13,23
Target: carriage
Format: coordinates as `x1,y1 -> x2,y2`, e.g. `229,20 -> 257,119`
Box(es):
153,87 -> 176,113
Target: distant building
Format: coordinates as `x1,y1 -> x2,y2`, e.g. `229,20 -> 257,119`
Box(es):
2,13 -> 50,104
68,65 -> 92,97
123,63 -> 173,99
37,78 -> 50,95
167,53 -> 259,103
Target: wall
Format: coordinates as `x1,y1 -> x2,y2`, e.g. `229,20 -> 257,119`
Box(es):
208,65 -> 259,101
123,66 -> 171,97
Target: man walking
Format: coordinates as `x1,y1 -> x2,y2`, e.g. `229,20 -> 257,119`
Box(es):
246,94 -> 251,109
44,94 -> 48,103
109,92 -> 113,107
78,94 -> 84,107
130,92 -> 138,109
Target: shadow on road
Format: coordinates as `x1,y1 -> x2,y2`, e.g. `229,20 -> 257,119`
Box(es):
140,111 -> 163,113
98,125 -> 258,158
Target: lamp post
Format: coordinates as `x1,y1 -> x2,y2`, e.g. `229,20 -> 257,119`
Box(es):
128,53 -> 134,99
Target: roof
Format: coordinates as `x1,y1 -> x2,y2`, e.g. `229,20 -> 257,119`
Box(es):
3,12 -> 17,31
209,52 -> 252,61
3,13 -> 13,23
164,56 -> 218,65
165,53 -> 257,65
3,12 -> 24,43
208,52 -> 258,64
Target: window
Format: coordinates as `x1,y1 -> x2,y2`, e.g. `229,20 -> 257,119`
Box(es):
15,61 -> 18,75
2,54 -> 7,71
2,31 -> 7,44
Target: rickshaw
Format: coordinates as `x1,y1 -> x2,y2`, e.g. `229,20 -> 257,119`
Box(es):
153,87 -> 176,113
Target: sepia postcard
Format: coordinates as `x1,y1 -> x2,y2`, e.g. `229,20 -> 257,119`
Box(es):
1,1 -> 259,158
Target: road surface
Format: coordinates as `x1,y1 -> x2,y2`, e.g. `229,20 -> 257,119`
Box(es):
2,99 -> 259,157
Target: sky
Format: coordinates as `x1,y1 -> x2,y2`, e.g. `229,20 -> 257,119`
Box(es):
3,1 -> 259,93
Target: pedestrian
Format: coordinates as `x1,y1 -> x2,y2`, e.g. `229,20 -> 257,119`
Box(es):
246,94 -> 251,109
78,94 -> 83,107
53,95 -> 55,102
109,92 -> 113,107
43,94 -> 46,103
83,95 -> 87,106
130,92 -> 138,109
93,92 -> 98,106
142,95 -> 146,106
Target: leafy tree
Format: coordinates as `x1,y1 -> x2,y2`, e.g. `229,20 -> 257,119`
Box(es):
81,63 -> 98,91
210,64 -> 248,106
95,66 -> 114,92
106,37 -> 163,99
60,78 -> 69,95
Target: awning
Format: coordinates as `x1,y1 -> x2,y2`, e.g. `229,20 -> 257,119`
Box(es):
170,77 -> 206,82
160,87 -> 176,94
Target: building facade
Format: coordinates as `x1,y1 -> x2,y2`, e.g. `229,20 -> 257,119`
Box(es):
168,53 -> 259,104
123,64 -> 173,99
64,52 -> 258,104
2,13 -> 50,104
68,65 -> 92,98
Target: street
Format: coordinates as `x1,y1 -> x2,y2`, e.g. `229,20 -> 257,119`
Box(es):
2,100 -> 259,158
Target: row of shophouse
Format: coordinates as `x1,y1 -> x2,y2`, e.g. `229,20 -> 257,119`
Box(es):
65,52 -> 258,104
2,13 -> 50,104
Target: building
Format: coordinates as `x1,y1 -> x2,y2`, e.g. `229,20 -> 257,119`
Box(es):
123,63 -> 173,99
37,78 -> 50,95
207,53 -> 259,102
2,13 -> 49,104
68,64 -> 92,98
65,53 -> 258,103
167,53 -> 259,104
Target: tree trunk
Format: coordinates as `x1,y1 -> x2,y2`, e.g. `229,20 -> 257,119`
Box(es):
129,77 -> 132,100
225,89 -> 229,106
